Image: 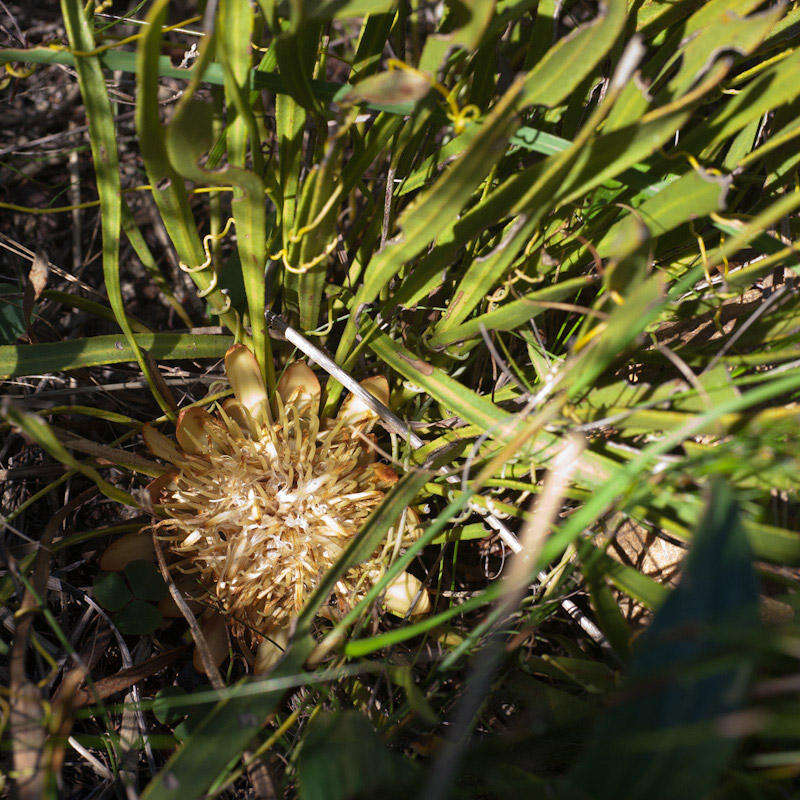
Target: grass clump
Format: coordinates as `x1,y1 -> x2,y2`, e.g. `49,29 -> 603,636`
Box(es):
2,1 -> 800,798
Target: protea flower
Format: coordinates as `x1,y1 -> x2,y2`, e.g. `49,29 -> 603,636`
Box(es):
140,345 -> 429,666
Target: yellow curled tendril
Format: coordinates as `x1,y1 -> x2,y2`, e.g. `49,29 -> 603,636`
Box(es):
48,14 -> 200,59
271,237 -> 339,275
196,271 -> 219,298
386,58 -> 480,134
305,294 -> 337,337
5,63 -> 36,79
179,216 -> 235,275
286,185 -> 344,244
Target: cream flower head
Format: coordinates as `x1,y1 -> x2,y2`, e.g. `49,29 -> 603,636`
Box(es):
143,345 -> 428,655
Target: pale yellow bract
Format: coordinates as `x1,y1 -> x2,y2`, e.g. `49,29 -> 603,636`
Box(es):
142,345 -> 428,657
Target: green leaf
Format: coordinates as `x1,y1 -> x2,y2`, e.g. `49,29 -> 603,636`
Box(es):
217,0 -> 274,388
115,599 -> 163,636
153,687 -> 189,727
141,638 -> 315,800
284,132 -> 344,331
566,274 -> 664,400
297,712 -> 419,800
61,0 -> 174,417
124,559 -> 169,602
0,333 -> 232,378
343,583 -> 500,658
596,170 -> 732,259
163,25 -> 272,389
351,12 -> 395,78
0,283 -> 26,344
335,75 -> 526,364
93,572 -> 132,612
581,546 -> 670,610
567,481 -> 759,799
273,22 -> 323,114
430,275 -> 597,346
657,0 -> 785,101
519,0 -> 626,108
367,329 -> 512,437
686,46 -> 800,152
418,0 -> 497,74
135,0 -> 242,335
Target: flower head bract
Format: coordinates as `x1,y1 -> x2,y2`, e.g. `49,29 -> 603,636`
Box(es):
143,346 -> 428,652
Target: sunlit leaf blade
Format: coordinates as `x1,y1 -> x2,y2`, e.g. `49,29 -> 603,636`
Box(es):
0,333 -> 232,377
518,0 -> 626,108
334,76 -> 527,364
60,0 -> 174,417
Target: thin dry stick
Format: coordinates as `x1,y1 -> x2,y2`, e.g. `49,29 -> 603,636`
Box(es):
151,533 -> 224,690
655,342 -> 712,408
67,736 -> 113,781
499,435 -> 586,608
265,311 -> 423,446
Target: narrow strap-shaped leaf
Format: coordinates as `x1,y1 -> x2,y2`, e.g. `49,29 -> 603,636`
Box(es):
519,0 -> 626,108
2,404 -> 137,507
162,27 -> 272,391
364,325 -> 618,491
430,275 -> 598,347
61,0 -> 174,418
418,0 -> 496,74
217,0 -> 275,391
141,637 -> 315,800
135,0 -> 242,336
596,169 -> 731,258
0,333 -> 232,377
334,75 -> 526,364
